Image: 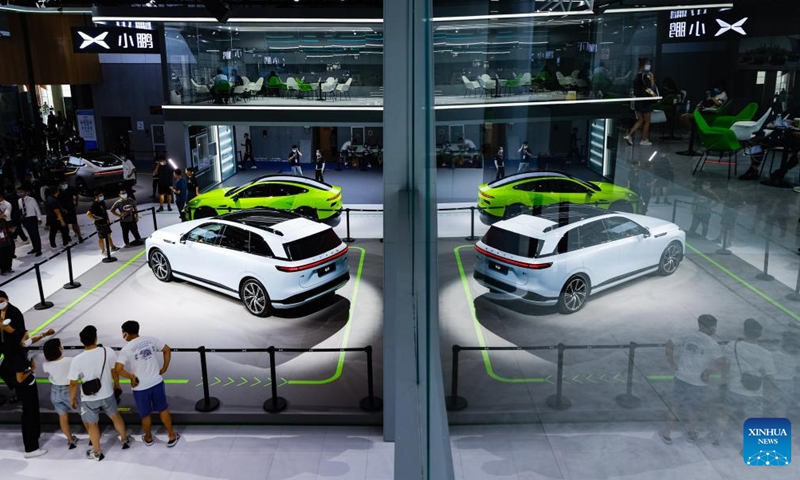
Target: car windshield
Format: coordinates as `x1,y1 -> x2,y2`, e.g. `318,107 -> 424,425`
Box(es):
482,227 -> 542,258
283,229 -> 342,261
83,154 -> 122,168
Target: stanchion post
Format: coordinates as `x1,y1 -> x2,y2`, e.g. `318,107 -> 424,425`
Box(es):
101,230 -> 117,264
465,207 -> 478,241
756,234 -> 774,281
343,208 -> 355,243
615,342 -> 642,408
787,267 -> 800,302
716,228 -> 731,255
446,345 -> 467,411
263,346 -> 288,413
33,263 -> 54,310
546,343 -> 571,410
671,200 -> 678,224
151,206 -> 158,231
62,244 -> 82,290
359,345 -> 383,411
194,346 -> 221,412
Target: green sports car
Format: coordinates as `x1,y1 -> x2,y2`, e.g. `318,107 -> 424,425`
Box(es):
185,175 -> 343,225
477,171 -> 643,224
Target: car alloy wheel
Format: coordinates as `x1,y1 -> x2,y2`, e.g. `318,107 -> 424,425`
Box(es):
240,279 -> 271,317
659,242 -> 683,276
559,276 -> 588,314
149,250 -> 173,282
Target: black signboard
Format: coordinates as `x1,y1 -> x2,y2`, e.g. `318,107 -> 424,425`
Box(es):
71,26 -> 161,54
660,8 -> 749,43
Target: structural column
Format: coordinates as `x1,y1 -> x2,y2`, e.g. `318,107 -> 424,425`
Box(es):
383,0 -> 455,479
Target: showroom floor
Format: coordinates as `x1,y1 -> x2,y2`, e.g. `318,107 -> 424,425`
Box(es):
3,128 -> 800,478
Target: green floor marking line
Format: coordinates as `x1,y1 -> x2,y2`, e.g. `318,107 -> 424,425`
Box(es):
28,250 -> 147,337
2,378 -> 187,385
454,245 -> 548,384
286,246 -> 367,386
686,243 -> 800,324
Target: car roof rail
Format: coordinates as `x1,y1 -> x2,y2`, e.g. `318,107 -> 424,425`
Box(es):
218,207 -> 300,234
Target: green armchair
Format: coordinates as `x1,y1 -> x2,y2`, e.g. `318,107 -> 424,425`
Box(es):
711,102 -> 758,129
295,78 -> 315,98
692,109 -> 742,179
267,76 -> 287,96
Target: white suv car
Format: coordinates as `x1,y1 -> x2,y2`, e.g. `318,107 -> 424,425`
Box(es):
146,208 -> 349,317
473,205 -> 685,314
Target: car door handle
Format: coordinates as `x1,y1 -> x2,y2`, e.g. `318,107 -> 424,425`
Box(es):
654,232 -> 666,238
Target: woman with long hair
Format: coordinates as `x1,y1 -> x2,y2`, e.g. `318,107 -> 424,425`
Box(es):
624,58 -> 657,146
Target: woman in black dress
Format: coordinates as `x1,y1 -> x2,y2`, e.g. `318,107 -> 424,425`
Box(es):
624,58 -> 657,147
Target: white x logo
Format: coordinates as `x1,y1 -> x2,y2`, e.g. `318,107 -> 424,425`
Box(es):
78,31 -> 110,49
715,17 -> 748,37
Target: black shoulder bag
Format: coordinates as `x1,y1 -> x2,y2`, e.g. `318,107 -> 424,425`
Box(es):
734,340 -> 763,391
81,347 -> 107,395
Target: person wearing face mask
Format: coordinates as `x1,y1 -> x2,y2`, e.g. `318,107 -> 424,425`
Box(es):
688,180 -> 720,238
87,190 -> 120,255
289,145 -> 303,176
0,192 -> 16,275
494,147 -> 505,180
110,187 -> 143,246
624,58 -> 657,147
115,320 -> 179,448
44,185 -> 71,249
171,169 -> 188,222
16,185 -> 42,257
121,154 -> 137,199
57,180 -> 83,243
314,149 -> 325,183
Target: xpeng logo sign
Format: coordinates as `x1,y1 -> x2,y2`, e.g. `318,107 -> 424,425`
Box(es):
743,418 -> 792,466
715,17 -> 748,37
77,31 -> 110,50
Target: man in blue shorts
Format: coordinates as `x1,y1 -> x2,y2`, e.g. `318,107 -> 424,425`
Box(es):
115,320 -> 179,447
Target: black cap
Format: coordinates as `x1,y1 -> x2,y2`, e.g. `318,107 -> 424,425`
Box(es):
698,314 -> 717,330
744,318 -> 763,337
0,290 -> 7,300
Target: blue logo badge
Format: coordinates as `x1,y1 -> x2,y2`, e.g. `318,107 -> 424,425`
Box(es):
743,418 -> 791,466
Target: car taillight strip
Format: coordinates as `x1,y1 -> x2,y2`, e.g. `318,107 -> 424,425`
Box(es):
327,192 -> 341,201
276,246 -> 348,272
475,245 -> 551,269
479,190 -> 494,199
93,170 -> 124,176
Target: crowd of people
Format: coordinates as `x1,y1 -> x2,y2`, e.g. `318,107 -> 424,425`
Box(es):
0,300 -> 179,461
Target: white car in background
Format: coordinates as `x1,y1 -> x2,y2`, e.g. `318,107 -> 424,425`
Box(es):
145,208 -> 350,317
473,205 -> 685,314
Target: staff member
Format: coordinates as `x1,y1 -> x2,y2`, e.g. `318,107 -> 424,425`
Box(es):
314,149 -> 325,183
121,155 -> 137,199
289,145 -> 303,176
171,169 -> 188,222
87,190 -> 120,255
17,185 -> 42,257
186,168 -> 199,201
0,326 -> 54,458
240,133 -> 256,170
494,147 -> 505,181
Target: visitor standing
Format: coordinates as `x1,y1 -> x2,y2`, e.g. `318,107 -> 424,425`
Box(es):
315,149 -> 325,183
115,321 -> 180,448
110,187 -> 143,246
289,145 -> 303,176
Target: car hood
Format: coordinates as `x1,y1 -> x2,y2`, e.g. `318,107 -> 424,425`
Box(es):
150,219 -> 208,242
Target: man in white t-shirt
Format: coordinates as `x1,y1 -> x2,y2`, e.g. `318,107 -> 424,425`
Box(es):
68,325 -> 131,461
769,331 -> 800,416
338,138 -> 352,171
659,314 -> 723,444
712,318 -> 776,446
121,155 -> 137,199
115,321 -> 179,448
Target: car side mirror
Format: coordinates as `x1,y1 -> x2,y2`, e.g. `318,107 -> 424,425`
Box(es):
232,194 -> 239,202
180,233 -> 187,244
642,229 -> 651,239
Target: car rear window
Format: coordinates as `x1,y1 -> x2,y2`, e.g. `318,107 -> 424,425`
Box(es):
482,227 -> 541,258
283,229 -> 342,261
85,155 -> 122,167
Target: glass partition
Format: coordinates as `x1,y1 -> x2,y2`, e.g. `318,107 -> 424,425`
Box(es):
165,22 -> 384,106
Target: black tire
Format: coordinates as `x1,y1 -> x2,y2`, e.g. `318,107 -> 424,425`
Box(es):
193,206 -> 217,219
557,275 -> 590,314
240,278 -> 272,317
504,203 -> 529,219
609,201 -> 633,213
149,249 -> 173,282
658,241 -> 683,276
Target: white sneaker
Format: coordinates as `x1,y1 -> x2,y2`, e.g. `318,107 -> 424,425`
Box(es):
792,186 -> 800,193
250,166 -> 257,170
640,140 -> 653,146
24,448 -> 47,458
624,135 -> 633,146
